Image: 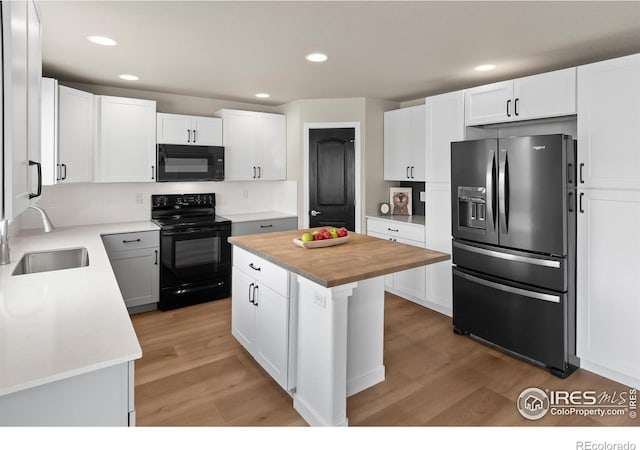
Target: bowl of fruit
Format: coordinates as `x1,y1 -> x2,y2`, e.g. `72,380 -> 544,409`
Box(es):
293,227 -> 349,249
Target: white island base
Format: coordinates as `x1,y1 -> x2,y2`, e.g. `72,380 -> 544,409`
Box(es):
292,275 -> 385,427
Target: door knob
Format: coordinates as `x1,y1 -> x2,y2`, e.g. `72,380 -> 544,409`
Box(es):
310,210 -> 322,217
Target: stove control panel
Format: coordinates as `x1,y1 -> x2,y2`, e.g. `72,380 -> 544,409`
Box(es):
152,193 -> 215,208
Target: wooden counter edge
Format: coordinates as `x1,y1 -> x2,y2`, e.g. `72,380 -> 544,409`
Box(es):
228,237 -> 451,288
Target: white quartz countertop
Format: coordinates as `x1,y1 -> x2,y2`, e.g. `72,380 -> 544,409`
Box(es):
222,211 -> 297,223
0,221 -> 158,396
366,215 -> 426,226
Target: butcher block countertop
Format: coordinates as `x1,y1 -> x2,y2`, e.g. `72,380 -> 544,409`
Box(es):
228,229 -> 450,288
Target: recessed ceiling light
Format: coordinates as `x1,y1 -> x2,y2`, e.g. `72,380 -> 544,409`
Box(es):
119,74 -> 139,81
305,52 -> 328,63
255,93 -> 270,99
87,35 -> 117,46
475,64 -> 496,72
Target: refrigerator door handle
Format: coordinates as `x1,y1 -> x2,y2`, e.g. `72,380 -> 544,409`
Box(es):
453,241 -> 561,268
499,149 -> 508,233
486,151 -> 496,230
455,270 -> 561,303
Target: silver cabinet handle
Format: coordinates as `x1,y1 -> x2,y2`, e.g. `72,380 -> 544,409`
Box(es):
253,285 -> 259,307
453,241 -> 561,268
455,269 -> 560,303
310,210 -> 322,217
249,282 -> 255,305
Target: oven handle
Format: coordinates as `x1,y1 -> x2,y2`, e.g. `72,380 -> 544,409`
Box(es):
162,227 -> 228,236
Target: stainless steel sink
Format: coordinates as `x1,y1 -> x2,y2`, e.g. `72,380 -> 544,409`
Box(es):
12,247 -> 89,275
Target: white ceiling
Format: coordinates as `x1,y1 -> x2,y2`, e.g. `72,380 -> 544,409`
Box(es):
39,1 -> 640,106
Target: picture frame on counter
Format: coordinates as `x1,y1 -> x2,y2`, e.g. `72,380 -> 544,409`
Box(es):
378,203 -> 390,216
390,187 -> 412,216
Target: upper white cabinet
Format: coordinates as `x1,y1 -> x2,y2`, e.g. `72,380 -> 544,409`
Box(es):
576,189 -> 640,385
577,53 -> 640,190
425,90 -> 465,184
215,109 -> 286,181
96,96 -> 156,183
384,104 -> 425,181
156,113 -> 222,146
2,0 -> 42,220
42,79 -> 95,185
465,67 -> 576,126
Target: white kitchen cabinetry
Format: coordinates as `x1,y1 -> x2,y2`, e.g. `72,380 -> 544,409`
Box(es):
384,105 -> 425,181
425,90 -> 465,184
366,217 -> 426,304
465,67 -> 576,126
425,183 -> 452,317
578,53 -> 640,190
96,96 -> 156,183
41,79 -> 95,184
2,0 -> 42,220
215,109 -> 286,181
576,189 -> 640,387
102,231 -> 159,312
0,361 -> 135,426
232,247 -> 290,389
156,113 -> 222,146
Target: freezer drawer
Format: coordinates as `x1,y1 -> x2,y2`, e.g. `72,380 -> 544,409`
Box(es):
453,240 -> 568,292
453,267 -> 569,373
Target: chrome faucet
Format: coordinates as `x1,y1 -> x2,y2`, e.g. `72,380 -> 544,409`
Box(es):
28,204 -> 55,233
0,219 -> 10,265
0,205 -> 55,265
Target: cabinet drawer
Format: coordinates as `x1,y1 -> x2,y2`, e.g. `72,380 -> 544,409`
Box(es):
366,219 -> 425,243
102,231 -> 159,253
233,246 -> 288,297
232,217 -> 297,236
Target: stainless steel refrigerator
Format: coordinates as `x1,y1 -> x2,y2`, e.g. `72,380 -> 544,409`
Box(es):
451,134 -> 578,377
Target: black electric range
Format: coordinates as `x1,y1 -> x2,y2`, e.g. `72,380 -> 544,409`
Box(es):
152,193 -> 231,311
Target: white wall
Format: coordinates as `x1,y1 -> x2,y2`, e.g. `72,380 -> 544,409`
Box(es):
19,180 -> 297,229
279,97 -> 398,230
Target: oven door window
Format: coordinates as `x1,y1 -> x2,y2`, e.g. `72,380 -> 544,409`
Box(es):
162,228 -> 231,280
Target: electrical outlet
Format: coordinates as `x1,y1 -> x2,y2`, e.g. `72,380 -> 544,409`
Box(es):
419,191 -> 426,202
135,193 -> 144,204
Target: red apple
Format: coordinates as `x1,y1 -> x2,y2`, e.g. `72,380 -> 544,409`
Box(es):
313,233 -> 323,241
337,228 -> 348,237
322,231 -> 332,240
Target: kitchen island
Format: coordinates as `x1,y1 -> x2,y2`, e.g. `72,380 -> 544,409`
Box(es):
228,229 -> 449,426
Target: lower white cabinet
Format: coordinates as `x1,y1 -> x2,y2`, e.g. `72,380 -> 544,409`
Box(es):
0,361 -> 135,426
232,247 -> 289,389
102,231 -> 159,312
425,183 -> 453,317
577,189 -> 640,386
366,217 -> 426,305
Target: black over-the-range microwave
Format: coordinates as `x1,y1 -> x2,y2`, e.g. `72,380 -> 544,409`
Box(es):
156,144 -> 225,182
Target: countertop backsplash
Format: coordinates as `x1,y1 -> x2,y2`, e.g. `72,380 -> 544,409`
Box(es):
18,180 -> 298,229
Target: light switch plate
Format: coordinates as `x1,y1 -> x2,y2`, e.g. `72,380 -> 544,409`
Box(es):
419,191 -> 426,202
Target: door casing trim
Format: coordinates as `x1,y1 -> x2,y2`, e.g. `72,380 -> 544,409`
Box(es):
303,123 -> 362,232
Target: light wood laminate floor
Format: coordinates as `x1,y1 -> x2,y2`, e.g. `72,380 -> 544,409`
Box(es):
131,293 -> 637,426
